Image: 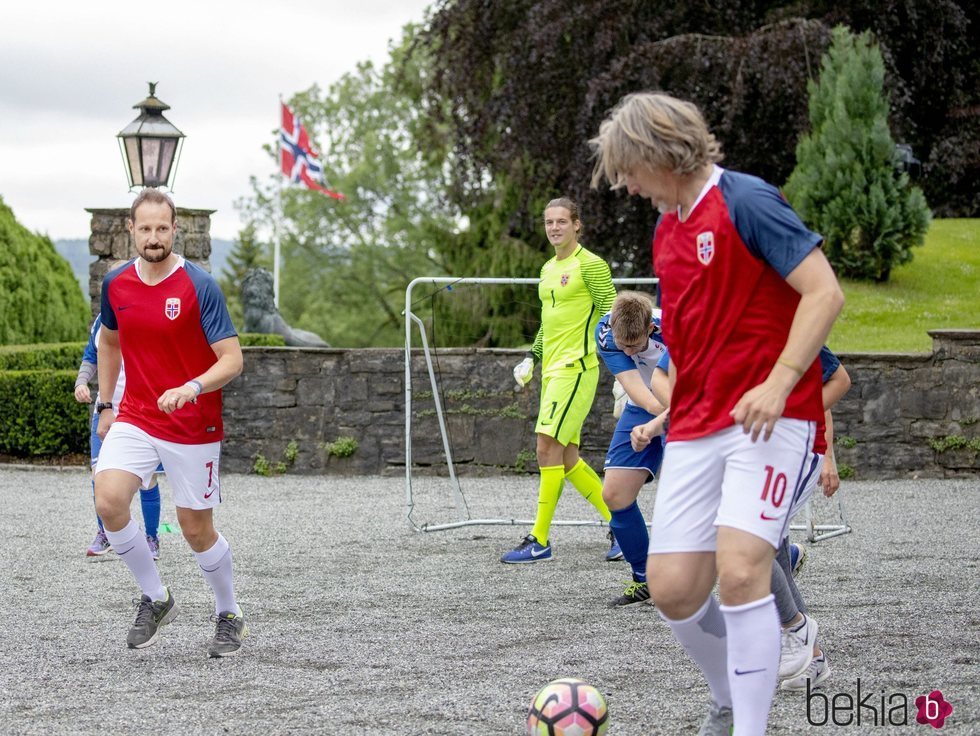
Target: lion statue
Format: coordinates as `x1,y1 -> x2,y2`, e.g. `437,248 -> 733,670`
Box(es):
242,267 -> 330,347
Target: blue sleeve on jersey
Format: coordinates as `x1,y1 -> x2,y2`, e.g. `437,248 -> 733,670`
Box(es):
99,265 -> 129,331
818,345 -> 841,384
82,315 -> 101,363
186,263 -> 238,344
595,313 -> 636,375
720,171 -> 824,279
656,350 -> 670,371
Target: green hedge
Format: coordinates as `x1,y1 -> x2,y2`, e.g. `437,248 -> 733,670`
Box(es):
0,342 -> 86,370
239,333 -> 287,347
0,335 -> 285,371
0,370 -> 89,456
0,335 -> 284,458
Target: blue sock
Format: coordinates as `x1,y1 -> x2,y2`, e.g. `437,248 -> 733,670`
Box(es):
609,500 -> 649,582
140,484 -> 161,539
92,479 -> 104,531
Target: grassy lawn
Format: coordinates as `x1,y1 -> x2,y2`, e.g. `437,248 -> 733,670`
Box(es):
828,219 -> 979,353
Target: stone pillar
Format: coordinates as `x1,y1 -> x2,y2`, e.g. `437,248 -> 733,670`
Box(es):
86,206 -> 216,319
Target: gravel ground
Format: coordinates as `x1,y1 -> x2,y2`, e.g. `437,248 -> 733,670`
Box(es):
0,468 -> 976,735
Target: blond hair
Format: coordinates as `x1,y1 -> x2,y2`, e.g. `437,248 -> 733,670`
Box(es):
589,92 -> 723,189
610,291 -> 655,344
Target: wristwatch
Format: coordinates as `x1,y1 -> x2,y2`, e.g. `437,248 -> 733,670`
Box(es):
96,402 -> 114,413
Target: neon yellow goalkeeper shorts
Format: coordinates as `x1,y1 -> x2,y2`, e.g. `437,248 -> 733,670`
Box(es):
534,367 -> 599,447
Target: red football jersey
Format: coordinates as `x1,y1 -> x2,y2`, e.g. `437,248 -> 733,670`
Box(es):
654,167 -> 825,441
101,257 -> 237,443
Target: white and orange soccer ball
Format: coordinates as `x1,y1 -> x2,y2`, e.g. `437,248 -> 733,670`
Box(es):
526,678 -> 609,736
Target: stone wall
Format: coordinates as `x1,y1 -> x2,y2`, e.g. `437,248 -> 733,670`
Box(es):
86,207 -> 214,318
221,330 -> 979,479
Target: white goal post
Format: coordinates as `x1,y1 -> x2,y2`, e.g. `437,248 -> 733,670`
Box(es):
403,275 -> 851,542
403,276 -> 658,532
790,495 -> 851,542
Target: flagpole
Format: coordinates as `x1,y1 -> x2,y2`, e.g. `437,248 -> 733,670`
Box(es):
274,94 -> 283,308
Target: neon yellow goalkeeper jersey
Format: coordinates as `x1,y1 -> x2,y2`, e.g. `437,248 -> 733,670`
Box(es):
531,246 -> 616,377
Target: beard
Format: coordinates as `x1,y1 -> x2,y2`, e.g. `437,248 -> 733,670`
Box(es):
140,244 -> 171,263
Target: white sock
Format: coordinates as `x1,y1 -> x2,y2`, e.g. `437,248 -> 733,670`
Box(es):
721,594 -> 780,736
194,534 -> 239,616
661,595 -> 732,709
105,519 -> 166,601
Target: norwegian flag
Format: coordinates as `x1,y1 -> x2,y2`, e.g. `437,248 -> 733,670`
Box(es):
280,102 -> 344,201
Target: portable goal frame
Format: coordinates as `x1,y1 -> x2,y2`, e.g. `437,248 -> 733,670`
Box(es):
404,276 -> 658,532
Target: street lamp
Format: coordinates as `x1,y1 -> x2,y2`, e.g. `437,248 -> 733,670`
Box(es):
117,82 -> 185,189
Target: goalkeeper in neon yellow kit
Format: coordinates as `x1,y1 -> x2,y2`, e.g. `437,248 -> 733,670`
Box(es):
501,197 -> 617,563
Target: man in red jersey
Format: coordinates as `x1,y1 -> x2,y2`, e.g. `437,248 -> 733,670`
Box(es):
590,92 -> 844,736
94,189 -> 246,657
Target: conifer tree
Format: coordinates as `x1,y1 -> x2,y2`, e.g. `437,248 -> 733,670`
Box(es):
219,224 -> 269,329
785,25 -> 931,281
0,197 -> 89,345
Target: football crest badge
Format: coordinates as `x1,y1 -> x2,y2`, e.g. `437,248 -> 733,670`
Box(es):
696,231 -> 715,265
560,273 -> 570,286
165,297 -> 181,320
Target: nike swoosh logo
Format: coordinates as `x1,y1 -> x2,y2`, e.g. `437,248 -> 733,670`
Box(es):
760,512 -> 779,521
734,667 -> 766,676
530,546 -> 550,557
204,489 -> 215,499
117,305 -> 133,311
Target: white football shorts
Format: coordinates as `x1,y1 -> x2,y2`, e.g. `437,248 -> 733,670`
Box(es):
96,421 -> 222,510
648,418 -> 816,552
788,451 -> 824,522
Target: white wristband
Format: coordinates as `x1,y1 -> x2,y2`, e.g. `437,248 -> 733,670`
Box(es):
185,379 -> 203,396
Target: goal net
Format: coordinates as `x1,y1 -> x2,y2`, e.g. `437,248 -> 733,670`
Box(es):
403,276 -> 658,532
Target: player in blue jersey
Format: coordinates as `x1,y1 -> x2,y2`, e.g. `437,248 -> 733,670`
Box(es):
596,291 -> 672,606
74,313 -> 162,560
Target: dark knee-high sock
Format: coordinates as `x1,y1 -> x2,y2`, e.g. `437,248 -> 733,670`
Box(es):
139,484 -> 161,538
771,560 -> 800,626
609,500 -> 649,581
92,480 -> 104,531
776,538 -> 806,613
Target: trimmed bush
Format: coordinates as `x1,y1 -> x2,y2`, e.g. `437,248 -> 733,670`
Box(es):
0,342 -> 86,371
0,197 -> 90,345
0,370 -> 89,456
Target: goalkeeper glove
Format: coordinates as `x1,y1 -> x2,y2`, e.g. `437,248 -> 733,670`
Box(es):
513,356 -> 535,390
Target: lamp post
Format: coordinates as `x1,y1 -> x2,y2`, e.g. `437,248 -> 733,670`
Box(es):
117,82 -> 185,189
87,84 -> 213,320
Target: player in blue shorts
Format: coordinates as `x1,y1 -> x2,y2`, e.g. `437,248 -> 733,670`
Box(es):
595,291 -> 671,606
74,313 -> 162,560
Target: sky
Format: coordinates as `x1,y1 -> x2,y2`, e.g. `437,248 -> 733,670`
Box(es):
0,0 -> 433,241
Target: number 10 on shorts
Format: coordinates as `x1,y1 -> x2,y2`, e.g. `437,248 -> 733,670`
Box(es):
760,464 -> 787,518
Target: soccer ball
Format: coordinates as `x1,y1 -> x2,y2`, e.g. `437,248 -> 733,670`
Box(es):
526,678 -> 609,736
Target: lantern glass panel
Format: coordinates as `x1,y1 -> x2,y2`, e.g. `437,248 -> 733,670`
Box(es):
141,138 -> 162,186
158,139 -> 177,186
125,138 -> 143,186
